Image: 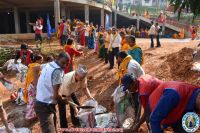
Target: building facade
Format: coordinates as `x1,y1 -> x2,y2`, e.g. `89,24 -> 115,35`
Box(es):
0,0 -> 112,34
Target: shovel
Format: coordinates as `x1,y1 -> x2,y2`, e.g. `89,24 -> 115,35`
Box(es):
68,101 -> 95,109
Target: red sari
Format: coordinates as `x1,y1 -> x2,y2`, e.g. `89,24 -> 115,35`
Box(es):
80,26 -> 86,46
64,45 -> 82,73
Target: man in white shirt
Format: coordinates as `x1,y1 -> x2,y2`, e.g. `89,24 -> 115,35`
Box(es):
84,21 -> 89,46
107,27 -> 122,69
117,51 -> 145,82
58,64 -> 94,128
148,21 -> 156,48
155,23 -> 161,47
35,52 -> 70,133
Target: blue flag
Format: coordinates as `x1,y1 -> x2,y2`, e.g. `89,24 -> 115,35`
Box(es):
47,14 -> 51,39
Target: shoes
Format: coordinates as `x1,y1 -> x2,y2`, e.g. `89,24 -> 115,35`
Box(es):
156,45 -> 161,47
108,67 -> 113,70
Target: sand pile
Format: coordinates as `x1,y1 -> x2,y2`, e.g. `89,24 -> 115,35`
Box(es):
156,47 -> 200,85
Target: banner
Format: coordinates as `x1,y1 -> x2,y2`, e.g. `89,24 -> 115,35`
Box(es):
105,14 -> 110,30
47,14 -> 51,39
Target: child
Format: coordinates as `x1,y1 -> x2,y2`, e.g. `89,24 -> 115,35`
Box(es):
64,38 -> 83,73
25,55 -> 43,120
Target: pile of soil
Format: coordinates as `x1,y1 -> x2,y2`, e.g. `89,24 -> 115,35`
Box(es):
156,47 -> 200,85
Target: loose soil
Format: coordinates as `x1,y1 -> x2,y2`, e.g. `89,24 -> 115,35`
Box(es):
1,38 -> 200,133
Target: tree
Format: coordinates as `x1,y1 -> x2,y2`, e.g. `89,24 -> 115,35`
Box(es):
169,0 -> 200,20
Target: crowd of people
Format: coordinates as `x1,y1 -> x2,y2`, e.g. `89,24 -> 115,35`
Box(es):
0,17 -> 199,133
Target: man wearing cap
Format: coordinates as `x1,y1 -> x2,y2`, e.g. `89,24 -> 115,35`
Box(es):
126,35 -> 143,65
121,74 -> 163,131
58,64 -> 94,128
15,44 -> 34,66
107,27 -> 122,69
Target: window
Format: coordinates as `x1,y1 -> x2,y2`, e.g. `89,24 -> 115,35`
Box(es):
145,0 -> 150,3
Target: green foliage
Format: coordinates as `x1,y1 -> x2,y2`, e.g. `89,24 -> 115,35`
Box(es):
169,0 -> 200,21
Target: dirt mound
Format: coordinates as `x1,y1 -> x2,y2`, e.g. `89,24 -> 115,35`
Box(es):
156,47 -> 200,85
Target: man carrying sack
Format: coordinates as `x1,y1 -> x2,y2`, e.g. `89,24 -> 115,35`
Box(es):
58,64 -> 94,128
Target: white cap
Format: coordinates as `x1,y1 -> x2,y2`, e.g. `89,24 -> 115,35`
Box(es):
76,64 -> 88,77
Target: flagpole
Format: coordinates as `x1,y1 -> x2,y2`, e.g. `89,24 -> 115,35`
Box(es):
47,14 -> 52,51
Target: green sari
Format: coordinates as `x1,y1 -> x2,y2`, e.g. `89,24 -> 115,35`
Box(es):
98,32 -> 105,59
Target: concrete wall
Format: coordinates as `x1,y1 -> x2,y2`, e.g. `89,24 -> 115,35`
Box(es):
142,0 -> 153,6
0,33 -> 49,40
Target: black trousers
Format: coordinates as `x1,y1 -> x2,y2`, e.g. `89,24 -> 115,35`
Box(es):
35,34 -> 42,42
34,101 -> 57,133
58,93 -> 80,128
172,121 -> 187,133
105,48 -> 109,64
156,35 -> 161,47
149,35 -> 154,48
131,92 -> 140,117
108,47 -> 119,68
60,35 -> 67,46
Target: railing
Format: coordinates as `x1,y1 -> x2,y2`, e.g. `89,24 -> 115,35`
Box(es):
165,18 -> 190,31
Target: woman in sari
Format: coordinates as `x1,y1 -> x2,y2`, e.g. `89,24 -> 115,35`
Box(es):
120,31 -> 129,52
25,55 -> 43,120
88,22 -> 95,49
80,22 -> 86,46
64,38 -> 83,73
98,26 -> 106,59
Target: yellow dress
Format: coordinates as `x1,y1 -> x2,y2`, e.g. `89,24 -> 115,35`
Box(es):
178,28 -> 185,39
105,33 -> 110,49
121,38 -> 129,52
117,55 -> 132,85
24,63 -> 40,103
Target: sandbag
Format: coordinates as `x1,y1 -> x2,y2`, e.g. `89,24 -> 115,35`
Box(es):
0,123 -> 31,133
10,88 -> 25,105
3,59 -> 28,82
78,100 -> 98,128
95,105 -> 107,115
191,62 -> 200,72
112,86 -> 125,104
78,111 -> 96,128
112,86 -> 135,128
95,113 -> 118,128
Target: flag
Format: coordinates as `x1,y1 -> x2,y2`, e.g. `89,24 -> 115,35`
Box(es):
105,14 -> 110,30
47,14 -> 51,39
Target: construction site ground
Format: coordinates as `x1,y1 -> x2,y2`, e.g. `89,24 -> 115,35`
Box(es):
0,38 -> 200,133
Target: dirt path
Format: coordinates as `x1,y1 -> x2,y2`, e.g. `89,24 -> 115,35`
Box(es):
1,38 -> 200,132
